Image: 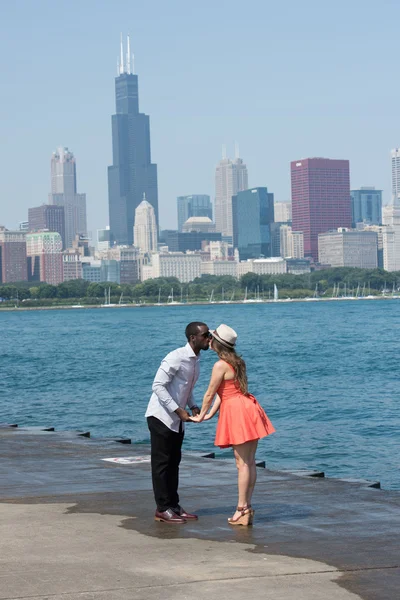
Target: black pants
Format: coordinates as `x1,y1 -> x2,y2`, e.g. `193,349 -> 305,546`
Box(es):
147,416 -> 184,512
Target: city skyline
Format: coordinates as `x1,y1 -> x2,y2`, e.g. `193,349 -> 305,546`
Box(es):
1,1 -> 399,236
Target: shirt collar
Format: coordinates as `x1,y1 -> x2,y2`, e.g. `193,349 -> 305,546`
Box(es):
184,342 -> 198,359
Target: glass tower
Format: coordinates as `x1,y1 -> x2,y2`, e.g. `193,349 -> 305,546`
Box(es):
232,188 -> 274,259
108,36 -> 158,246
177,195 -> 212,232
350,187 -> 382,227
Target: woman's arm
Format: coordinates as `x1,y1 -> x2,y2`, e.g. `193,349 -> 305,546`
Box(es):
203,394 -> 221,421
193,362 -> 226,422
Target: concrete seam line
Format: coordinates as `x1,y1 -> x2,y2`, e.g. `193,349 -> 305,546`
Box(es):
3,566 -> 400,599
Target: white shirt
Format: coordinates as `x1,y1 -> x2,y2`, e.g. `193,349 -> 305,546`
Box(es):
145,343 -> 200,432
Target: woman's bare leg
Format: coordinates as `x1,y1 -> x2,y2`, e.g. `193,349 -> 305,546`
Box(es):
232,439 -> 258,519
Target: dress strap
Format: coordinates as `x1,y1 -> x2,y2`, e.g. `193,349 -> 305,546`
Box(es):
222,360 -> 236,373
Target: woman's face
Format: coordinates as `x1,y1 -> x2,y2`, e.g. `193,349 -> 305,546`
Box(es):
210,337 -> 217,352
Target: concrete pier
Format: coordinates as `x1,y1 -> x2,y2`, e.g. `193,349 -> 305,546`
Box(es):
0,425 -> 399,600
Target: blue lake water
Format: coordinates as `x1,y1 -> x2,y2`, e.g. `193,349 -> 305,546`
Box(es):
1,301 -> 399,490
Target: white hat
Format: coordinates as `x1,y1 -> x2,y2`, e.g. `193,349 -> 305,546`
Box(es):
211,324 -> 237,348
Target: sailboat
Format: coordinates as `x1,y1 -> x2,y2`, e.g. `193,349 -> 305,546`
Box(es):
219,287 -> 230,304
102,287 -> 116,307
209,289 -> 215,303
168,288 -> 180,305
273,284 -> 278,302
243,286 -> 255,303
306,283 -> 320,301
156,287 -> 162,305
254,285 -> 263,303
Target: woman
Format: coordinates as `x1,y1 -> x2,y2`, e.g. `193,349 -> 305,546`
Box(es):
190,324 -> 275,526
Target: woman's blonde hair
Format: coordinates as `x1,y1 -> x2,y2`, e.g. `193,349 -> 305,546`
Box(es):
212,338 -> 248,395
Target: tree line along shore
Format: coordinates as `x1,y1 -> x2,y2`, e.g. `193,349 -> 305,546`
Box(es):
1,268 -> 399,308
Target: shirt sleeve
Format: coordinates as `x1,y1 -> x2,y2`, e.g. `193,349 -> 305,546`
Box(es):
186,361 -> 200,409
151,356 -> 180,413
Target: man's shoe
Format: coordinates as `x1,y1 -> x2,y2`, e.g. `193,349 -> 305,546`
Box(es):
174,506 -> 198,520
154,509 -> 187,524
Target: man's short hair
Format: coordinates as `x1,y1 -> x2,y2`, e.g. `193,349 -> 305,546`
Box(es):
185,322 -> 208,341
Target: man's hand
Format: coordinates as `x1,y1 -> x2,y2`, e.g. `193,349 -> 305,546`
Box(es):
191,407 -> 200,417
175,407 -> 191,422
188,414 -> 203,422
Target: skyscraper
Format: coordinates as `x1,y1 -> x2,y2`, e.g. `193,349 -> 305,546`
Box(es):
134,197 -> 158,253
26,232 -> 63,285
215,149 -> 248,240
28,204 -> 66,248
49,147 -> 87,249
0,227 -> 27,283
108,35 -> 158,246
177,195 -> 212,232
382,204 -> 400,271
291,158 -> 351,261
232,187 -> 274,260
350,187 -> 382,227
274,201 -> 292,223
391,148 -> 400,204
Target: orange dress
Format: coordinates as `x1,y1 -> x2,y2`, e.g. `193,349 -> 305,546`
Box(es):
214,365 -> 276,449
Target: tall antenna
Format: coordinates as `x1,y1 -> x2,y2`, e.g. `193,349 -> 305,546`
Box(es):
119,33 -> 125,74
222,144 -> 227,159
234,141 -> 240,159
126,35 -> 131,74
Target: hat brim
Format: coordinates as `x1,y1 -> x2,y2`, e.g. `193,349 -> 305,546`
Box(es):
210,330 -> 236,349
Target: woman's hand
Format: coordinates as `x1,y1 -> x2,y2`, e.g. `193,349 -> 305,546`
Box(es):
189,414 -> 204,423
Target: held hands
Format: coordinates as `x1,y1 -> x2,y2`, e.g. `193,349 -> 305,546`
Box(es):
188,413 -> 212,423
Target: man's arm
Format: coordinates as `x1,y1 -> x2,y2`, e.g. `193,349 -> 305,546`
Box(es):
152,358 -> 180,413
152,357 -> 191,421
187,391 -> 200,415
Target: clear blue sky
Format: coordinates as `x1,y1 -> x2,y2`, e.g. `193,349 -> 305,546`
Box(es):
0,0 -> 398,235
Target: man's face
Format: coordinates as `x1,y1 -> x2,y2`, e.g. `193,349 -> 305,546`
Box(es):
191,324 -> 211,352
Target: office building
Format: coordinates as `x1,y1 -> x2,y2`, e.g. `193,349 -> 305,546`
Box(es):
270,222 -> 283,256
163,231 -> 222,252
145,252 -> 202,282
81,259 -> 102,282
26,231 -> 63,285
28,204 -> 66,248
274,201 -> 292,223
108,36 -> 158,245
177,195 -> 212,232
350,187 -> 382,227
201,260 -> 238,277
215,151 -> 248,239
133,198 -> 158,253
19,221 -> 29,232
97,227 -> 112,252
182,217 -> 216,233
279,225 -> 304,259
361,224 -> 393,270
318,229 -> 378,268
232,187 -> 274,260
391,148 -> 400,204
237,257 -> 287,277
0,227 -> 27,283
382,204 -> 400,270
291,158 -> 352,261
49,147 -> 87,248
107,245 -> 141,283
62,250 -> 83,281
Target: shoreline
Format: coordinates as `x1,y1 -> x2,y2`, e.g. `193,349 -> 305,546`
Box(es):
1,294 -> 399,311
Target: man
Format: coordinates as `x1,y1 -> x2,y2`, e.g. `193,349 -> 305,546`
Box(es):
145,322 -> 210,524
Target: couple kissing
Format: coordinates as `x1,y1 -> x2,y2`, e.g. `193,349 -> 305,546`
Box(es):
145,322 -> 275,525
